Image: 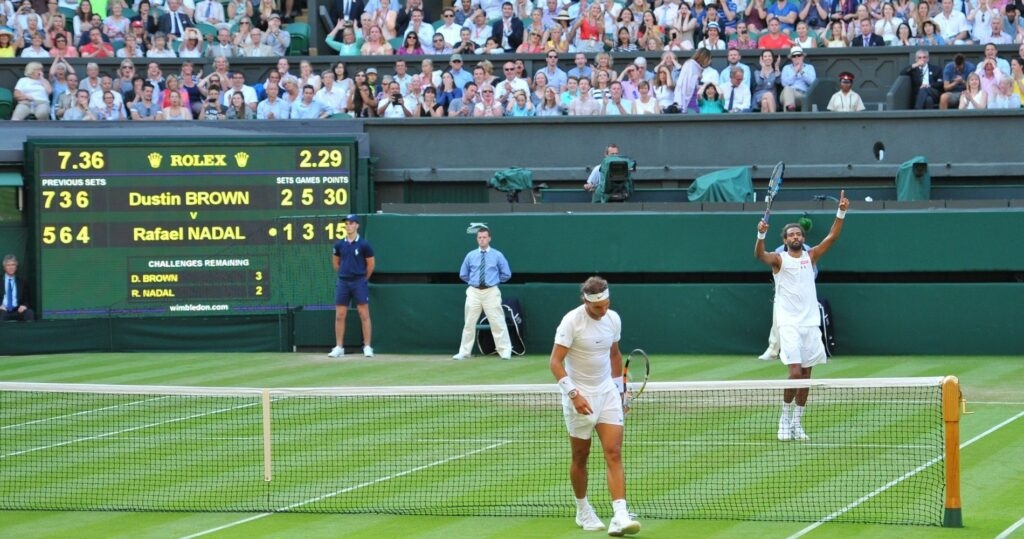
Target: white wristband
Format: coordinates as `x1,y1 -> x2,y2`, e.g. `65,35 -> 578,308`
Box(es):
836,209 -> 847,219
557,376 -> 577,395
614,378 -> 624,393
757,231 -> 767,240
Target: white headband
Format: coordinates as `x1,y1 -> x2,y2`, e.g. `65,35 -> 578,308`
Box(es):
584,290 -> 609,302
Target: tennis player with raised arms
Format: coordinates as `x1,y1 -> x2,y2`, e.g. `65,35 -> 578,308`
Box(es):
549,276 -> 641,536
755,191 -> 849,442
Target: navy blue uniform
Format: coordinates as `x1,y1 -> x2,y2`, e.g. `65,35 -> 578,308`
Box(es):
333,235 -> 374,306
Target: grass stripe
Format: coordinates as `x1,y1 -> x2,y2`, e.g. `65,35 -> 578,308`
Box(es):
179,441 -> 511,539
788,408 -> 1024,538
0,396 -> 168,431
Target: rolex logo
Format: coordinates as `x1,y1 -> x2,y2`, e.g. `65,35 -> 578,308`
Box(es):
147,152 -> 163,168
234,152 -> 250,167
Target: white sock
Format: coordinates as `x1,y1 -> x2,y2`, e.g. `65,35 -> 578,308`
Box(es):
612,499 -> 629,519
780,402 -> 792,421
576,497 -> 591,511
793,405 -> 805,425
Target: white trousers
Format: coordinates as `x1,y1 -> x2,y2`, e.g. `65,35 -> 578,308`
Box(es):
457,286 -> 511,357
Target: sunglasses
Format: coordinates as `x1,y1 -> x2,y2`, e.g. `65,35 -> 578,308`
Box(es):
482,89 -> 493,93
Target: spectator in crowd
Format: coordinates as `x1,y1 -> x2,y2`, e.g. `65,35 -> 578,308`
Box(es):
146,31 -> 177,57
721,66 -> 752,112
908,0 -> 931,36
767,0 -> 799,32
290,84 -> 331,118
915,19 -> 945,45
567,52 -> 592,81
780,45 -> 815,111
465,8 -> 491,48
232,17 -> 255,48
719,47 -> 751,88
698,82 -> 724,113
53,71 -> 79,119
985,17 -> 1012,44
940,53 -> 975,109
244,27 -> 274,55
117,32 -> 144,57
1004,5 -> 1023,42
395,0 -> 431,36
256,0 -> 276,29
452,27 -> 477,55
630,80 -> 659,114
104,1 -> 130,45
0,28 -> 18,58
72,0 -> 93,39
491,1 -> 524,52
933,0 -> 970,43
404,8 -> 435,45
93,89 -> 126,120
418,58 -> 440,88
132,1 -> 159,36
156,73 -> 187,112
346,75 -> 377,117
851,17 -> 885,46
378,80 -> 412,117
903,48 -> 943,109
316,70 -> 347,114
958,72 -> 988,108
80,26 -> 113,56
825,20 -> 847,46
261,12 -> 290,55
988,77 -> 1019,108
330,0 -> 365,26
1011,57 -> 1024,106
415,85 -> 443,116
1,255 -> 35,322
222,71 -> 257,111
207,27 -> 237,57
727,20 -> 756,49
968,0 -> 999,44
79,60 -> 100,93
20,31 -> 50,57
473,83 -> 503,116
177,27 -> 203,57
652,66 -> 676,111
893,22 -> 914,46
494,60 -> 530,103
977,58 -> 1004,98
325,22 -> 360,55
976,42 -> 1010,77
12,61 -> 52,120
673,47 -> 712,113
698,21 -> 727,49
800,0 -> 829,33
297,59 -> 321,92
62,88 -> 96,120
145,61 -> 164,93
226,0 -> 252,29
131,81 -> 162,119
600,80 -> 633,115
744,0 -> 768,30
257,80 -> 291,118
435,7 -> 461,45
158,0 -> 193,40
112,59 -> 136,94
793,21 -> 819,49
827,71 -> 865,111
447,80 -> 478,117
568,77 -> 599,114
358,24 -> 390,54
758,16 -> 793,48
158,88 -> 191,119
197,84 -> 226,119
195,0 -> 226,29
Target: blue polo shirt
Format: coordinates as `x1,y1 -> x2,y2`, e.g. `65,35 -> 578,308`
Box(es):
333,235 -> 374,279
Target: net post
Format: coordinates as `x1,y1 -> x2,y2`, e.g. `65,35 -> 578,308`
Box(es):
941,376 -> 963,528
262,388 -> 272,483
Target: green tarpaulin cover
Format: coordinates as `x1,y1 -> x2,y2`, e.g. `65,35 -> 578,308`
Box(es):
687,167 -> 754,203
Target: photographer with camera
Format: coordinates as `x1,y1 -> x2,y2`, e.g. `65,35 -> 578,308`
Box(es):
377,80 -> 413,117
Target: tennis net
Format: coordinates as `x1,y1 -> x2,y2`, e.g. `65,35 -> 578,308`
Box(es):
0,377 -> 959,525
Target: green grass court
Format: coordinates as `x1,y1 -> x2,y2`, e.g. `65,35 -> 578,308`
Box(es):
0,352 -> 1021,539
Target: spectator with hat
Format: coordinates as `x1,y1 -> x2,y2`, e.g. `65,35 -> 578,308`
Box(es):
827,71 -> 865,111
780,45 -> 816,111
261,12 -> 290,55
698,21 -> 727,49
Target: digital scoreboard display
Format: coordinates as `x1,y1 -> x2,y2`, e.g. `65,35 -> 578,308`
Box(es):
26,137 -> 358,318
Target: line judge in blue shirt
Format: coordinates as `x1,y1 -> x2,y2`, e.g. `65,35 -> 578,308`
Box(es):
453,226 -> 512,360
328,215 -> 375,358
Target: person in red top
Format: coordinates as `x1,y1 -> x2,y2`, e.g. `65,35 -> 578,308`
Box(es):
756,16 -> 794,49
79,28 -> 115,58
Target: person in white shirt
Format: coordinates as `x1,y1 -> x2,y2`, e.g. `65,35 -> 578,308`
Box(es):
435,7 -> 463,45
755,192 -> 849,443
315,70 -> 347,113
377,80 -> 413,117
933,0 -> 971,44
221,71 -> 258,111
194,0 -> 228,29
549,276 -> 641,537
721,66 -> 752,112
494,60 -> 530,103
826,71 -> 865,111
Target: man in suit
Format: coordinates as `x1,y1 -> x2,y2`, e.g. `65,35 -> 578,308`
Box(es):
850,18 -> 885,47
1,255 -> 35,322
902,49 -> 944,109
490,2 -> 524,53
158,0 -> 194,41
331,0 -> 365,26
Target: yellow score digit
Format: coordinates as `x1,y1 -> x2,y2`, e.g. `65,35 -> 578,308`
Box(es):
55,150 -> 105,170
41,225 -> 91,245
298,148 -> 344,168
41,191 -> 90,209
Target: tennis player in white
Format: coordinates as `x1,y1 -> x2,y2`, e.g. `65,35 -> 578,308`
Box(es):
549,276 -> 640,536
755,191 -> 849,442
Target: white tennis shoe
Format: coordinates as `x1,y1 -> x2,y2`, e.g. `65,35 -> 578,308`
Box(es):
327,346 -> 345,358
607,515 -> 641,536
575,506 -> 605,531
758,349 -> 778,361
791,423 -> 809,441
363,345 -> 374,357
778,418 -> 792,441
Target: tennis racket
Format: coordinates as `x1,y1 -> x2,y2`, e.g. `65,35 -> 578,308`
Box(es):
622,348 -> 650,414
763,161 -> 785,224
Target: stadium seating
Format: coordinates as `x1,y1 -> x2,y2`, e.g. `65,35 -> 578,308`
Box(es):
0,87 -> 12,121
287,22 -> 311,55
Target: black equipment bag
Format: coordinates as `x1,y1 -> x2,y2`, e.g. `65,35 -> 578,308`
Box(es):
476,297 -> 526,356
819,298 -> 836,357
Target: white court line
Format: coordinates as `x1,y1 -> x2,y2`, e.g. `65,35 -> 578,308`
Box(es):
788,409 -> 1024,539
180,441 -> 510,539
0,401 -> 260,460
1,396 -> 169,431
996,515 -> 1024,539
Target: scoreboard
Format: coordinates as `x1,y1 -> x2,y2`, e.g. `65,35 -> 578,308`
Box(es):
25,137 -> 359,318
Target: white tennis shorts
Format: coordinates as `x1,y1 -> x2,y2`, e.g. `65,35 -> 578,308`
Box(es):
779,325 -> 827,368
562,387 -> 624,440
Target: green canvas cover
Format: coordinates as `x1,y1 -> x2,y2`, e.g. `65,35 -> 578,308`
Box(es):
489,167 -> 534,192
591,156 -> 637,203
687,166 -> 754,203
895,156 -> 931,201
